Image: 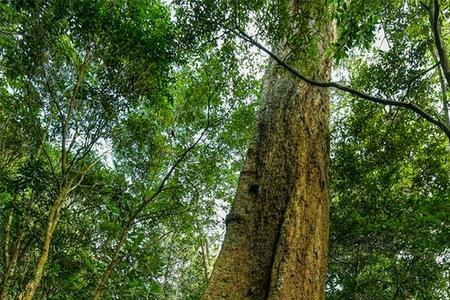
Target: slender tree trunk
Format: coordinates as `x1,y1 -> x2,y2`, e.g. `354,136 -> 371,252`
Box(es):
19,189 -> 68,300
1,210 -> 14,299
201,233 -> 211,281
2,191 -> 40,299
1,229 -> 26,300
203,1 -> 334,299
430,0 -> 450,86
428,0 -> 450,149
91,225 -> 130,300
2,208 -> 13,268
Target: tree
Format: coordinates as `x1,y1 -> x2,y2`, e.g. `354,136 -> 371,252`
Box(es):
327,1 -> 450,298
1,1 -> 259,298
187,0 -> 335,298
0,0 -> 174,298
1,0 -> 450,298
175,0 -> 450,298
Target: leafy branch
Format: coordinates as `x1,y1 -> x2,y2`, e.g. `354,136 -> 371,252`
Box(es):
91,79 -> 220,300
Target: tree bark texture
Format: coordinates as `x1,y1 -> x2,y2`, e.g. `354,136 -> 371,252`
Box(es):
202,2 -> 334,299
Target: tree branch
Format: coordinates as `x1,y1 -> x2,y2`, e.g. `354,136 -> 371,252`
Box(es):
229,27 -> 450,141
92,76 -> 222,300
429,0 -> 450,86
429,43 -> 450,125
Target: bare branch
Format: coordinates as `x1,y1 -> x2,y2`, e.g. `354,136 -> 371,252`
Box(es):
22,72 -> 58,181
229,27 -> 450,141
66,121 -> 79,155
66,120 -> 108,173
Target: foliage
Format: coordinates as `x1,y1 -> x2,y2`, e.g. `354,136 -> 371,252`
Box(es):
328,2 -> 450,298
1,0 -> 449,299
0,0 -> 260,298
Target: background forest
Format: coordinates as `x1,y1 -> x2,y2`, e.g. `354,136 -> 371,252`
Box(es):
0,0 -> 449,299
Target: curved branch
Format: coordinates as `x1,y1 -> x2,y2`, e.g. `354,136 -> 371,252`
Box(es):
429,0 -> 450,85
230,27 -> 450,141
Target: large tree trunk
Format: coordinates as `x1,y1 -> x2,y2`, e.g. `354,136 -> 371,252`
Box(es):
202,2 -> 334,299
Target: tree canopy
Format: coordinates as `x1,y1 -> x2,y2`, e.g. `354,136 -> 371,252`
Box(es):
0,0 -> 449,299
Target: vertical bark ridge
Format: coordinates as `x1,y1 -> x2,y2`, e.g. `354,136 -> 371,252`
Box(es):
203,1 -> 334,299
203,143 -> 259,298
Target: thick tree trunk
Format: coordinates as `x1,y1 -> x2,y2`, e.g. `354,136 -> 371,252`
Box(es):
202,2 -> 334,299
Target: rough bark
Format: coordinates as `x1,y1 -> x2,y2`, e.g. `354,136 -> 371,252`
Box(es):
202,2 -> 334,299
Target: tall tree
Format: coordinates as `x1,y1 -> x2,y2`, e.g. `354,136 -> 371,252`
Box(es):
0,0 -> 174,298
2,0 -> 449,298
175,0 -> 450,298
201,1 -> 335,298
